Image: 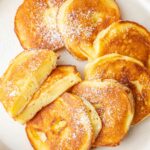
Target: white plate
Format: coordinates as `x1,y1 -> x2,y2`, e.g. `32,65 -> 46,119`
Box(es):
0,0 -> 150,150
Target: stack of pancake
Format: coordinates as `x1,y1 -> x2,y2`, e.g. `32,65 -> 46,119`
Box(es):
0,0 -> 150,149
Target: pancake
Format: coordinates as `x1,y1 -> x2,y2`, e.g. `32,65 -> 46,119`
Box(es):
15,0 -> 65,50
94,21 -> 150,67
57,0 -> 120,60
15,66 -> 81,124
85,54 -> 150,124
0,50 -> 57,117
72,79 -> 134,146
81,97 -> 102,143
26,93 -> 92,150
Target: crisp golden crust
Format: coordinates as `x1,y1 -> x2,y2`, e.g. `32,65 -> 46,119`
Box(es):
0,50 -> 57,117
15,65 -> 81,124
15,0 -> 65,50
72,79 -> 134,146
57,0 -> 120,60
85,54 -> 150,124
94,21 -> 150,67
26,93 -> 92,150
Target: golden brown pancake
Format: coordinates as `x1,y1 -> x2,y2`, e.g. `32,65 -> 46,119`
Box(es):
0,50 -> 57,117
57,0 -> 120,60
15,0 -> 65,50
85,54 -> 150,124
72,79 -> 134,146
94,21 -> 150,67
15,65 -> 81,124
81,98 -> 102,143
26,93 -> 92,150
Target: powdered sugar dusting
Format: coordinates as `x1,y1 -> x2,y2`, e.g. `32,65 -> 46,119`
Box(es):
72,79 -> 133,144
5,81 -> 20,98
27,93 -> 92,149
86,57 -> 150,124
34,1 -> 64,49
58,0 -> 120,55
9,90 -> 18,97
19,0 -> 64,50
61,8 -> 97,42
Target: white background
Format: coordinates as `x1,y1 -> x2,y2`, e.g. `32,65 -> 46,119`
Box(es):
0,0 -> 150,149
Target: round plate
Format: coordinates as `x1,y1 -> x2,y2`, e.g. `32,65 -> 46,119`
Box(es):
0,0 -> 150,150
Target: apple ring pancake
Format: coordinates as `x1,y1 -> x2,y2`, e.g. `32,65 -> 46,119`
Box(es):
15,65 -> 81,124
94,21 -> 150,67
0,50 -> 57,117
15,0 -> 65,50
26,93 -> 92,150
85,54 -> 150,124
72,79 -> 134,146
57,0 -> 120,60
